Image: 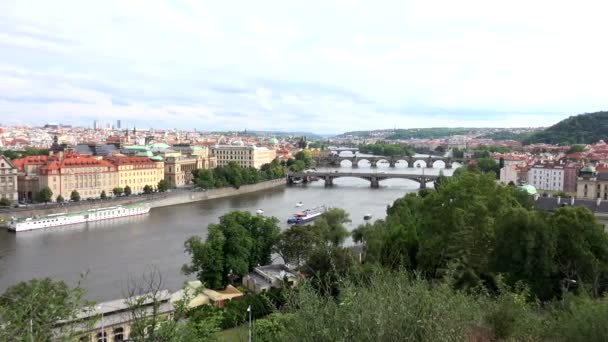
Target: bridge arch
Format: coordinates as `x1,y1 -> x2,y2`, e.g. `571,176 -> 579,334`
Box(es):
339,159 -> 354,167
412,160 -> 427,168
432,160 -> 446,169
356,159 -> 372,167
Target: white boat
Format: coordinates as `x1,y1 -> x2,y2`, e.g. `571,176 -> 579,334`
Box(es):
295,202 -> 303,207
256,209 -> 264,214
287,205 -> 328,224
7,205 -> 150,232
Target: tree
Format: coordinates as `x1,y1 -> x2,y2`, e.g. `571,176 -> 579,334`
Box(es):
276,224 -> 323,267
183,211 -> 281,289
288,160 -> 306,172
37,186 -> 53,203
143,185 -> 153,194
295,150 -> 313,168
311,208 -> 351,247
0,198 -> 11,207
124,185 -> 132,196
100,190 -> 107,200
567,144 -> 586,154
56,194 -> 64,203
157,179 -> 169,192
70,190 -> 80,202
0,278 -> 92,341
435,145 -> 445,153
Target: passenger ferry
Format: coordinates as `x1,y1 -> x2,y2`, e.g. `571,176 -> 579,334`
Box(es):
287,205 -> 328,224
8,205 -> 150,232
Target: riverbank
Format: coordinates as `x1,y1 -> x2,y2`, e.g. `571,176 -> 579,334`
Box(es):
0,179 -> 286,225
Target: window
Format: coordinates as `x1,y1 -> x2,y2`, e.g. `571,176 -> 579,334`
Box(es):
113,327 -> 124,341
96,331 -> 107,342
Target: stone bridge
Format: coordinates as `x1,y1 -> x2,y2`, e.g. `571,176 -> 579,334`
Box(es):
287,171 -> 440,189
317,155 -> 468,169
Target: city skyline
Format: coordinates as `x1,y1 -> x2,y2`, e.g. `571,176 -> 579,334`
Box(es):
1,0 -> 607,133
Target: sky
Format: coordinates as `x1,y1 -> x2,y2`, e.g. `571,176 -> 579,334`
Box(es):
1,0 -> 607,134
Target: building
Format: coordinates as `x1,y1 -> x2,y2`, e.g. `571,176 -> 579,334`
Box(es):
0,155 -> 17,203
163,156 -> 202,188
211,145 -> 276,169
13,155 -> 48,202
38,154 -> 118,200
576,166 -> 608,200
527,163 -> 575,193
116,119 -> 121,129
242,264 -> 299,294
105,156 -> 164,194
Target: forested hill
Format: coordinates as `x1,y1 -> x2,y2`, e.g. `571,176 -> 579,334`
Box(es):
523,111 -> 608,145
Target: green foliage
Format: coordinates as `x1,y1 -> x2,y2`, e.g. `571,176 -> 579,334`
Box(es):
294,150 -> 313,168
382,127 -> 474,140
195,160 -> 283,190
124,185 -> 132,196
567,144 -> 586,154
524,111 -> 608,145
276,224 -> 323,266
56,194 -> 64,203
0,148 -> 49,160
0,278 -> 91,341
183,211 -> 280,289
543,293 -> 608,341
308,141 -> 327,150
310,208 -> 351,247
143,185 -> 153,194
112,187 -> 124,196
36,186 -> 53,203
480,130 -> 534,141
288,159 -> 306,172
100,190 -> 107,199
358,142 -> 414,157
157,179 -> 169,192
476,157 -> 500,178
0,197 -> 11,206
70,190 -> 80,202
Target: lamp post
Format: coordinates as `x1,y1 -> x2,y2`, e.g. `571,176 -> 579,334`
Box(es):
96,305 -> 105,342
247,305 -> 252,342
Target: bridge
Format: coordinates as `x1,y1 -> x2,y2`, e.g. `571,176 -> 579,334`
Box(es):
317,154 -> 469,169
287,171 -> 440,189
328,147 -> 359,153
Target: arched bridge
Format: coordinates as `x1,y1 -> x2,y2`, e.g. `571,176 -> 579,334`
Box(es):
287,171 -> 441,189
317,155 -> 469,169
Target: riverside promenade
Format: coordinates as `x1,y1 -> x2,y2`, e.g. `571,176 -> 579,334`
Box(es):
0,179 -> 286,224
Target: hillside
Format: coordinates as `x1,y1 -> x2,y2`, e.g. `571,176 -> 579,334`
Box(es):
523,111 -> 608,145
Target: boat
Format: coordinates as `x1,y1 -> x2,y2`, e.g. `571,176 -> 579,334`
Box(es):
295,202 -> 303,207
256,209 -> 264,214
287,205 -> 328,224
7,205 -> 151,232
364,213 -> 373,220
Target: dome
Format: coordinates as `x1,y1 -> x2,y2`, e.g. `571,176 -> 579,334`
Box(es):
581,165 -> 596,173
518,184 -> 538,195
231,140 -> 244,146
270,137 -> 279,145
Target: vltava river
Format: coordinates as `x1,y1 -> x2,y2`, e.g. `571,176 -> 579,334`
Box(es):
0,161 -> 453,301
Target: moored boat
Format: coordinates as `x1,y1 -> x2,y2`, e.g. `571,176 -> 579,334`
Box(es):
7,204 -> 151,232
295,202 -> 303,207
287,205 -> 328,224
256,209 -> 264,214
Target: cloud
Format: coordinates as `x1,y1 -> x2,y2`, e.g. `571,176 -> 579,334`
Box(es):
0,0 -> 607,133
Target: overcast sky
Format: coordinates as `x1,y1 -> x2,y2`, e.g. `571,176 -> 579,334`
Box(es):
1,0 -> 607,134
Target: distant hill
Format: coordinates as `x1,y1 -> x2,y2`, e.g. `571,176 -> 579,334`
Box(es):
523,111 -> 608,145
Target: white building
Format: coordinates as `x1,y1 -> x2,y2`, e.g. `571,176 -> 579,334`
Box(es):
528,163 -> 565,192
210,145 -> 277,169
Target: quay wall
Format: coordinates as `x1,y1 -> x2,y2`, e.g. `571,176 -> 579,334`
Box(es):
0,179 -> 285,224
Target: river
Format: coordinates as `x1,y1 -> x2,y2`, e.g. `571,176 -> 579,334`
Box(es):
0,158 -> 454,301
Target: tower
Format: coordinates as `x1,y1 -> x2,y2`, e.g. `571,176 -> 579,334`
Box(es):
93,120 -> 97,130
117,120 -> 121,129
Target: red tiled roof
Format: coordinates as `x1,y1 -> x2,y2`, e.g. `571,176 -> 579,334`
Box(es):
104,156 -> 155,165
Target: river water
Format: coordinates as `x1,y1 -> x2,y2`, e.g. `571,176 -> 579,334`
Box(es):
0,157 -> 455,301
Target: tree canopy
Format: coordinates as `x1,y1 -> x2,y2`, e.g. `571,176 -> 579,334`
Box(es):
195,159 -> 284,190
358,142 -> 414,157
523,111 -> 608,145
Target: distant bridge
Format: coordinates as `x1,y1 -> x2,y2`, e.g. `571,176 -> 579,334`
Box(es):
328,147 -> 359,153
287,171 -> 441,189
317,155 -> 469,169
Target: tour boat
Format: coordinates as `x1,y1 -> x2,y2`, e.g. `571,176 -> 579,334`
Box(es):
364,213 -> 373,220
7,205 -> 151,232
287,205 -> 328,224
295,202 -> 303,207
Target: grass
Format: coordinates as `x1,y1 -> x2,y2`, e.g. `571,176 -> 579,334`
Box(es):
221,325 -> 248,342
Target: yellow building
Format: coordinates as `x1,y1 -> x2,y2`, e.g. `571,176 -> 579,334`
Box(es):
105,156 -> 164,194
210,145 -> 277,169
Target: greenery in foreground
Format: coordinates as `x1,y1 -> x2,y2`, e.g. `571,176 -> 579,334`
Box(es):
523,111 -> 608,145
4,170 -> 608,341
193,159 -> 285,190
